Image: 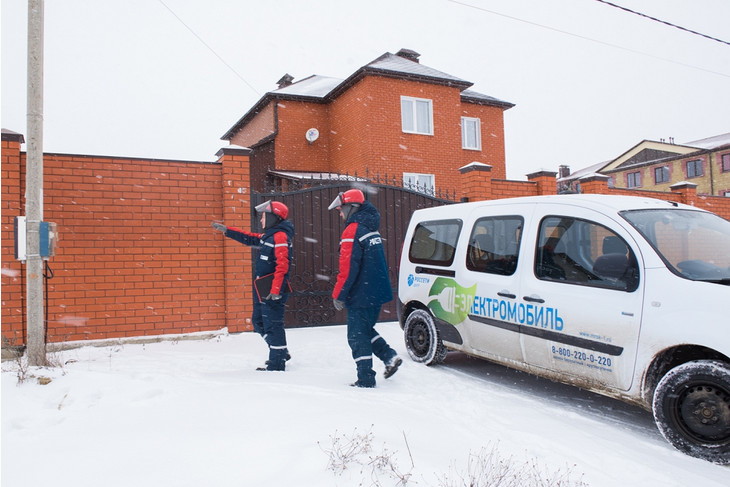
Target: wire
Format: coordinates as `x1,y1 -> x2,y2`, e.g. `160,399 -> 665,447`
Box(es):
446,0 -> 730,79
594,0 -> 730,47
157,0 -> 261,96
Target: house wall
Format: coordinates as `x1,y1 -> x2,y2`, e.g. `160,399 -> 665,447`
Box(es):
229,102 -> 276,148
712,150 -> 730,196
326,76 -> 507,195
608,147 -> 730,197
266,76 -> 508,197
274,100 -> 331,172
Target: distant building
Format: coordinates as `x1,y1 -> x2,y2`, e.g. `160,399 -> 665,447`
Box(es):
221,48 -> 514,199
558,133 -> 730,197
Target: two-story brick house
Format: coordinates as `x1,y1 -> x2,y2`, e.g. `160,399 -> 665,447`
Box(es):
559,133 -> 730,197
221,48 -> 514,199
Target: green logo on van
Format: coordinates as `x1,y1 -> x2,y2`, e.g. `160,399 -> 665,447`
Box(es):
427,277 -> 477,325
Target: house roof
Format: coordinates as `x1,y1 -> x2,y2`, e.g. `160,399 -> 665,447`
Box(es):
685,132 -> 730,150
273,75 -> 342,98
221,49 -> 514,140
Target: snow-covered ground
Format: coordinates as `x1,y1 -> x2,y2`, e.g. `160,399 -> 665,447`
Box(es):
2,322 -> 728,486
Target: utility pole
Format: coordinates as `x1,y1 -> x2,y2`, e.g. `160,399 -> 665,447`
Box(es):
26,0 -> 46,366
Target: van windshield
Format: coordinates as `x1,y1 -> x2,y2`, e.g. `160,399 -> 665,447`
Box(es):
621,208 -> 730,284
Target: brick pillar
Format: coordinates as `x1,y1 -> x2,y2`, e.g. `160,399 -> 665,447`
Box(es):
670,181 -> 698,206
526,170 -> 558,195
577,175 -> 612,195
458,162 -> 492,202
217,146 -> 254,333
1,130 -> 26,346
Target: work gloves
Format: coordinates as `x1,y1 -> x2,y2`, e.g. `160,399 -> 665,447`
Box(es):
264,293 -> 282,301
333,298 -> 344,311
211,222 -> 226,232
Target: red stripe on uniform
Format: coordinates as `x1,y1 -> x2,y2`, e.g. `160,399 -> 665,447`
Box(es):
333,223 -> 358,300
271,231 -> 290,295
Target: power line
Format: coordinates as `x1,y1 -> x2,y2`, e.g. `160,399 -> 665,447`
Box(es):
157,0 -> 261,96
446,0 -> 730,79
594,0 -> 730,47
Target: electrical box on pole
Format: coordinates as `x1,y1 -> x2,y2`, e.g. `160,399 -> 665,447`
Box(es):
14,216 -> 27,261
39,221 -> 58,259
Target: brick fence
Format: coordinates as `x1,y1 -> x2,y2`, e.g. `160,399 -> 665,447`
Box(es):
3,131 -> 729,346
2,132 -> 255,346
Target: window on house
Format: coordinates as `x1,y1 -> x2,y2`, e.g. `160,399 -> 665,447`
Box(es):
461,117 -> 481,150
687,159 -> 703,178
404,173 -> 435,195
627,172 -> 641,188
654,166 -> 670,184
401,96 -> 433,135
722,154 -> 730,172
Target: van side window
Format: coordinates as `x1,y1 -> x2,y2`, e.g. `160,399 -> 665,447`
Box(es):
408,219 -> 462,266
536,216 -> 639,291
466,216 -> 523,275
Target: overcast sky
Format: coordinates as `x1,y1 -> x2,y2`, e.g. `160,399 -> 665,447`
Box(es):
2,0 -> 729,180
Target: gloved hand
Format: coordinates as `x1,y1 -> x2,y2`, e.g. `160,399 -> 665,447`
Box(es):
211,222 -> 226,232
333,298 -> 344,311
265,293 -> 282,301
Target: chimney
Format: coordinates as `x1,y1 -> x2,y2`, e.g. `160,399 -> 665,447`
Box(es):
396,48 -> 420,63
277,73 -> 294,89
558,165 -> 571,179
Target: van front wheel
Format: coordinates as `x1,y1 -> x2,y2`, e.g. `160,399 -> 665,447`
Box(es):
652,360 -> 730,464
403,309 -> 447,365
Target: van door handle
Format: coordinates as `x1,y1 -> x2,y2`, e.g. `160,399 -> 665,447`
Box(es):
498,291 -> 516,299
523,295 -> 545,304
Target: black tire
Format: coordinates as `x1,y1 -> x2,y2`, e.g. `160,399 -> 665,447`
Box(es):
403,309 -> 447,365
652,360 -> 730,464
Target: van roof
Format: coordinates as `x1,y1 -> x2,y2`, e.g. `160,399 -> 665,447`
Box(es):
416,194 -> 700,215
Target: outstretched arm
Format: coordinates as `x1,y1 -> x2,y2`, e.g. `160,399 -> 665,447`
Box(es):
211,222 -> 262,247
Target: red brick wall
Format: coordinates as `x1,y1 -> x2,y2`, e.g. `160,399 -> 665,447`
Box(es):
1,134 -> 25,346
1,138 -> 256,346
274,101 -> 331,173
230,103 -> 276,149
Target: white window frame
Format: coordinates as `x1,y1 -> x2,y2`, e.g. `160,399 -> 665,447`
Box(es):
461,117 -> 481,150
403,173 -> 435,195
401,96 -> 433,135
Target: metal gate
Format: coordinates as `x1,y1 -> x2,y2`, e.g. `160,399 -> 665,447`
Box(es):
252,179 -> 455,327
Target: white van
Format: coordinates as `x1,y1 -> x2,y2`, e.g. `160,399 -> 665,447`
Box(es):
397,194 -> 730,463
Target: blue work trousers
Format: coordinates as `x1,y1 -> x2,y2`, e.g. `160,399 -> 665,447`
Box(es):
252,295 -> 288,371
347,305 -> 397,387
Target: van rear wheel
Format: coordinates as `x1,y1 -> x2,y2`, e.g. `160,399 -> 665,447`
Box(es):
652,360 -> 730,464
403,309 -> 447,365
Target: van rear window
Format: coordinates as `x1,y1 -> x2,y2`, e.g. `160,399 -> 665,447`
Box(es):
409,219 -> 462,266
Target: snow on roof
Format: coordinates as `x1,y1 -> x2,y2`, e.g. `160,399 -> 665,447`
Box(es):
684,132 -> 730,149
365,52 -> 471,87
461,89 -> 514,108
273,75 -> 342,98
557,161 -> 609,182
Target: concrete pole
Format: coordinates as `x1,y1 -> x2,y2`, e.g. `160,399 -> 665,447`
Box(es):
26,0 -> 46,366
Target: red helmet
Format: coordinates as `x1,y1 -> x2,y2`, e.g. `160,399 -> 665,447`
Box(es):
255,200 -> 289,220
328,189 -> 365,210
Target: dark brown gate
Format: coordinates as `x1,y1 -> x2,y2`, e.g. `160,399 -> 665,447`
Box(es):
252,178 -> 455,327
